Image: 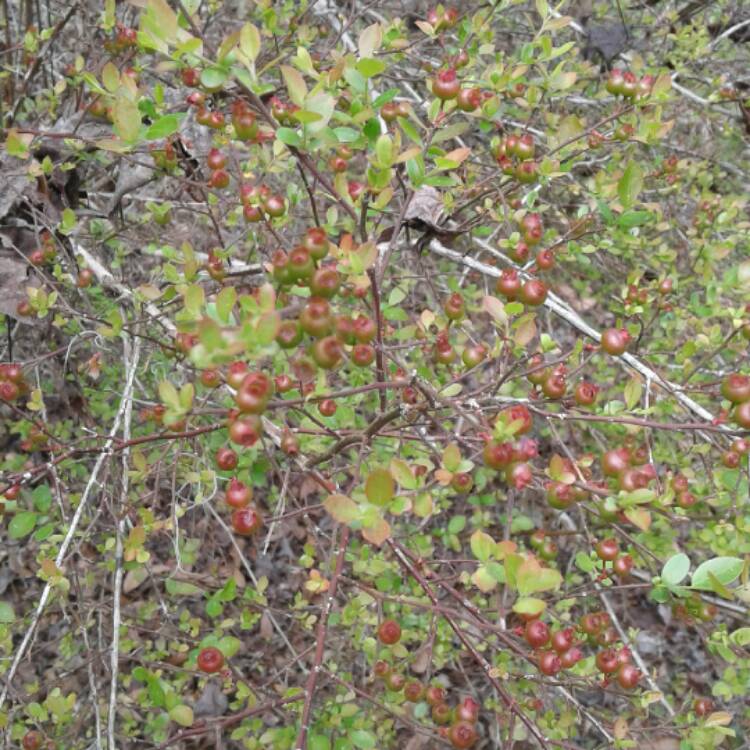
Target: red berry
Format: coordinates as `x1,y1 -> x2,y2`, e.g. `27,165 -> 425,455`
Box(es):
225,477 -> 252,508
519,279 -> 547,306
601,447 -> 630,477
595,538 -> 619,562
551,628 -> 574,654
506,461 -> 532,489
495,269 -> 521,299
318,399 -> 337,417
228,415 -> 262,447
22,732 -> 43,750
612,554 -> 634,577
425,685 -> 446,706
574,381 -> 598,406
538,650 -> 561,676
600,328 -> 630,356
231,506 -> 262,536
377,619 -> 401,645
483,441 -> 514,469
616,663 -> 641,689
559,646 -> 583,669
595,648 -> 619,674
455,696 -> 480,723
721,373 -> 750,404
694,697 -> 713,717
384,671 -> 406,691
197,646 -> 224,673
351,343 -> 376,367
404,680 -> 425,702
216,447 -> 238,471
734,401 -> 750,429
433,69 -> 460,100
525,619 -> 550,648
431,702 -> 453,725
449,721 -> 478,749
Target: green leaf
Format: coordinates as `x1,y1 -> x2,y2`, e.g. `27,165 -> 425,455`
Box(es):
101,62 -> 120,92
516,557 -> 563,596
375,134 -> 393,167
442,442 -> 461,472
373,88 -> 399,108
158,380 -> 180,410
365,468 -> 395,506
292,109 -> 323,124
618,160 -> 643,210
0,601 -> 15,623
691,557 -> 743,592
218,635 -> 241,658
513,597 -> 546,617
169,704 -> 193,727
32,484 -> 52,512
624,376 -> 642,410
215,285 -> 236,324
334,127 -> 360,143
350,729 -> 376,749
239,23 -> 261,61
356,58 -> 386,78
179,383 -> 194,411
730,627 -> 750,646
470,530 -> 495,563
184,284 -> 204,317
112,95 -> 141,142
165,580 -> 203,596
6,128 -> 32,158
276,127 -> 302,147
145,113 -> 182,140
389,458 -> 417,490
661,553 -> 690,586
399,117 -> 422,146
255,311 -> 280,345
617,210 -> 653,228
9,511 -> 37,539
200,67 -> 228,90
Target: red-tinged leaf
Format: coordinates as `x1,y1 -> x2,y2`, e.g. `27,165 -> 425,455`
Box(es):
324,494 -> 360,524
362,517 -> 390,546
482,295 -> 508,324
624,507 -> 651,531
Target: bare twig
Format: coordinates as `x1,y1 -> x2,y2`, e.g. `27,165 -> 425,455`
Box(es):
108,334 -> 141,749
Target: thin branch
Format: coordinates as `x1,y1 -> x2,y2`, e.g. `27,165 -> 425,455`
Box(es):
108,334 -> 141,749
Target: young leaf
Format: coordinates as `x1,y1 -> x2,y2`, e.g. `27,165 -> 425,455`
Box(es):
240,23 -> 261,61
470,530 -> 496,563
281,65 -> 307,107
618,161 -> 644,210
661,553 -> 690,587
691,557 -> 743,592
